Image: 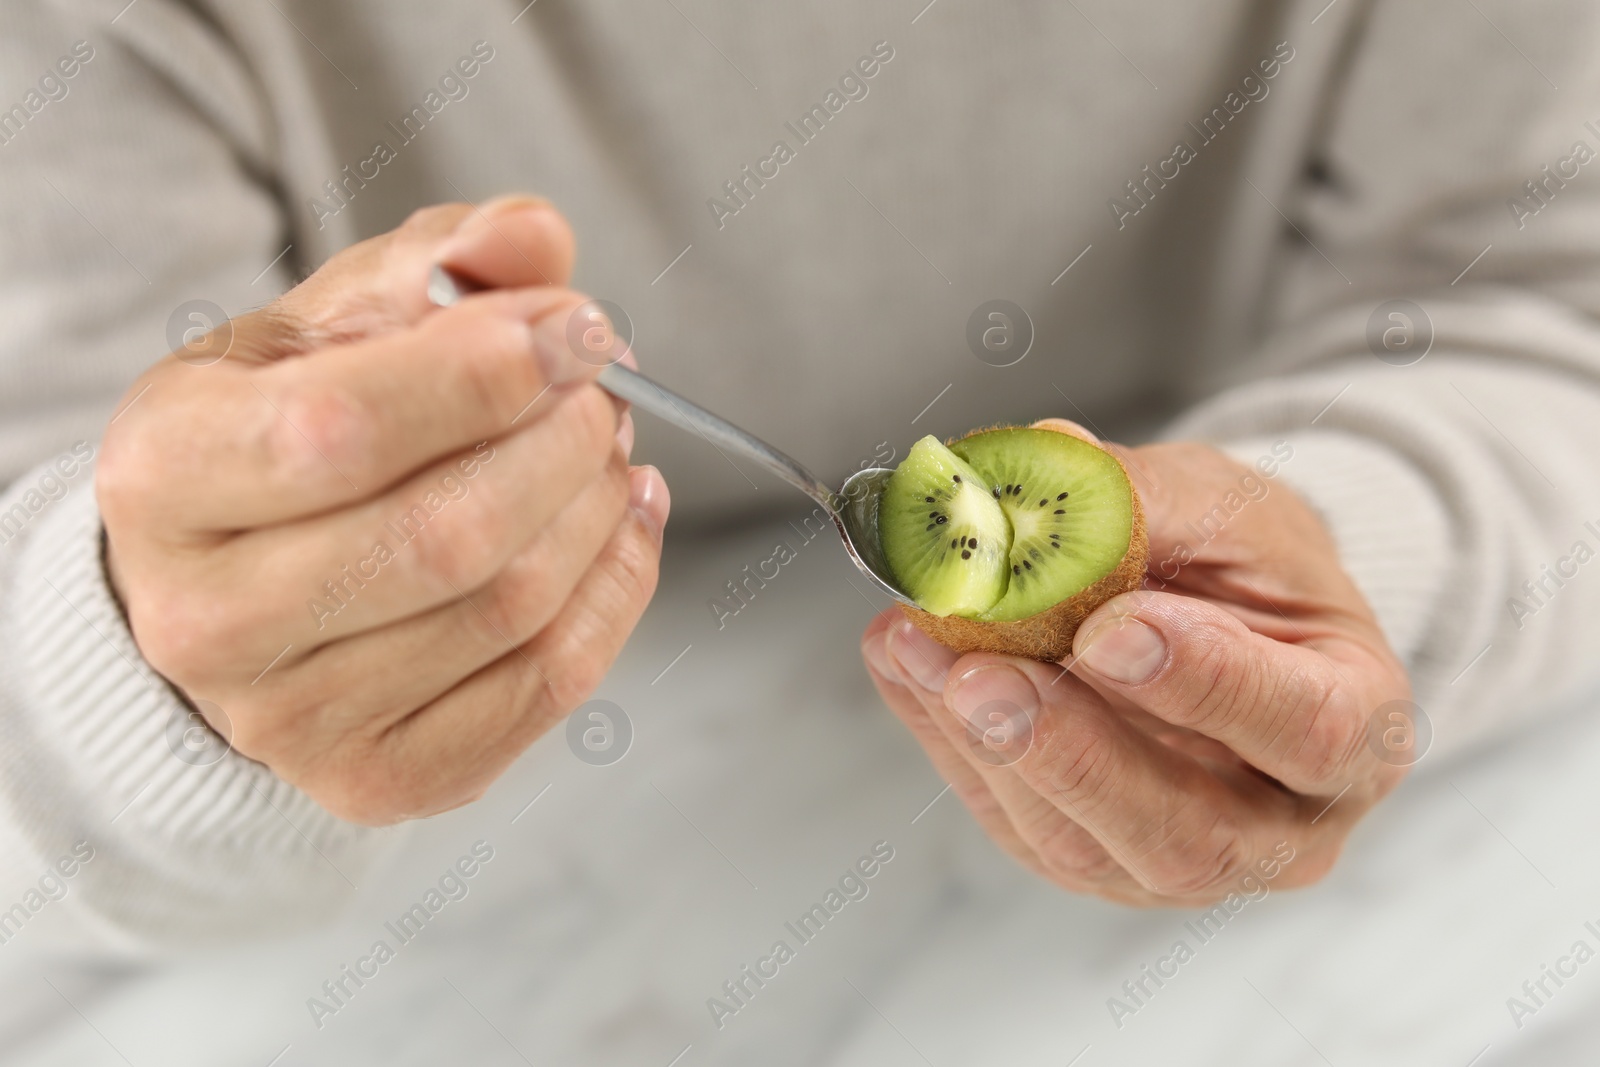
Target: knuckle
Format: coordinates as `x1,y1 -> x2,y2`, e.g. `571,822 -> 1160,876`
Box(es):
226,705 -> 302,764
539,650 -> 607,721
466,564 -> 544,647
1274,848 -> 1336,889
94,445 -> 142,526
1032,718 -> 1116,798
95,418 -> 164,525
406,496 -> 507,592
1289,676 -> 1365,785
312,772 -> 408,827
1034,820 -> 1121,885
294,739 -> 421,827
265,383 -> 372,486
1147,812 -> 1247,898
1180,636 -> 1253,730
601,521 -> 662,608
560,384 -> 620,459
125,586 -> 230,684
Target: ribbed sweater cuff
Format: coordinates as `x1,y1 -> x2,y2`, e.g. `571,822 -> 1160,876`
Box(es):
1210,431 -> 1452,662
12,478 -> 367,856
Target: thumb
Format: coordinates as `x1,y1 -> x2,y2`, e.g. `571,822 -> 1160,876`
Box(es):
1029,417 -> 1100,443
1070,589 -> 1363,794
271,196 -> 574,356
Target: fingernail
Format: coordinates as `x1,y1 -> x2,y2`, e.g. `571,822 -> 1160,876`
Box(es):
888,618 -> 958,692
949,663 -> 1040,735
616,410 -> 635,458
1075,616 -> 1166,685
862,631 -> 897,682
529,305 -> 593,386
629,465 -> 669,544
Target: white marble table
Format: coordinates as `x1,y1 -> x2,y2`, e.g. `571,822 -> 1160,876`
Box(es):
8,513 -> 1599,1066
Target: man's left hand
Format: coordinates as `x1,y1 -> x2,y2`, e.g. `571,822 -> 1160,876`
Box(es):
861,424 -> 1413,906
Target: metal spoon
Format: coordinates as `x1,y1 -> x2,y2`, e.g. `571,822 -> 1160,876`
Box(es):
427,266 -> 914,606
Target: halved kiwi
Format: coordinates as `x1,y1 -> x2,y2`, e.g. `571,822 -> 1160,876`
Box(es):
880,425 -> 1147,661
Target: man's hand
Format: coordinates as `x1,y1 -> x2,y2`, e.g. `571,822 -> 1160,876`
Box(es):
861,420 -> 1412,905
99,198 -> 669,825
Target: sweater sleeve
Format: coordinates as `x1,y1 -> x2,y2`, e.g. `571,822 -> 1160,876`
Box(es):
0,1 -> 393,950
1169,0 -> 1600,756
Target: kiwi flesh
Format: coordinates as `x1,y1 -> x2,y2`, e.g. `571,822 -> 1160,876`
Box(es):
879,435 -> 1012,617
880,426 -> 1147,661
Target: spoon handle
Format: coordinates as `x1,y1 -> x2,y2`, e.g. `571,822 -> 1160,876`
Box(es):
596,363 -> 839,512
426,266 -> 838,513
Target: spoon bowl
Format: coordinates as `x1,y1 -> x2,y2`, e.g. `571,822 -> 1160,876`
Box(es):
833,466 -> 914,605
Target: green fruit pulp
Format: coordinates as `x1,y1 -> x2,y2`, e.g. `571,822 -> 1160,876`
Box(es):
879,435 -> 1011,617
880,429 -> 1134,621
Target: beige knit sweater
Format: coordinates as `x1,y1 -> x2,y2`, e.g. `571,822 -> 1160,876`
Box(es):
3,0 -> 1599,947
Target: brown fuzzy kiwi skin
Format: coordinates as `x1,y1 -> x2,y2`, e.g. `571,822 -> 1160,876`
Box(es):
896,430 -> 1148,663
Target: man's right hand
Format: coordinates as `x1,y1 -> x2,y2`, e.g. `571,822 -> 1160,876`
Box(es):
97,198 -> 669,824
